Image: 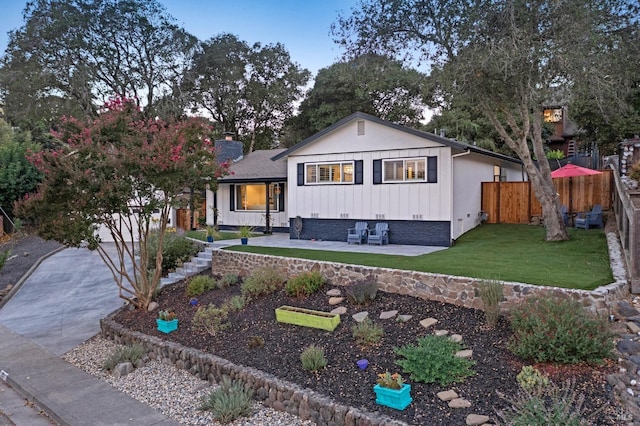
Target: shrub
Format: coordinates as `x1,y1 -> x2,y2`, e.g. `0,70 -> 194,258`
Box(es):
498,380 -> 589,426
240,267 -> 285,300
509,296 -> 614,364
345,279 -> 378,305
102,344 -> 145,371
351,318 -> 384,346
300,345 -> 327,372
395,335 -> 475,385
517,365 -> 550,393
285,271 -> 325,297
192,304 -> 229,335
146,231 -> 200,272
247,335 -> 265,348
218,273 -> 239,288
224,295 -> 246,312
199,376 -> 254,424
478,278 -> 503,328
546,149 -> 565,160
186,275 -> 217,297
0,249 -> 10,272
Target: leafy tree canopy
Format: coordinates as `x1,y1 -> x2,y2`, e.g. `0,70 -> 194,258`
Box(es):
282,54 -> 427,146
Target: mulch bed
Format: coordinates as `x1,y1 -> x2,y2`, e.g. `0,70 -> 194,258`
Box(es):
114,272 -> 619,425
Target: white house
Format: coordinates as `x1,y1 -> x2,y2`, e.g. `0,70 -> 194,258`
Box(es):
212,112 -> 525,246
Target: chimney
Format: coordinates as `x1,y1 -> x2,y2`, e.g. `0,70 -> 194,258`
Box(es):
223,131 -> 235,141
439,129 -> 446,138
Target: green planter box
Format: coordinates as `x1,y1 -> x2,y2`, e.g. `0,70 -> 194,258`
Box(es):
374,384 -> 412,410
275,306 -> 340,331
156,318 -> 178,334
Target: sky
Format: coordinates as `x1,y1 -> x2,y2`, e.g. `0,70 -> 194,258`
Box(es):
0,0 -> 359,77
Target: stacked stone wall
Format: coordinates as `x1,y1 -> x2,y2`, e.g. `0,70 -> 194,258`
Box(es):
211,244 -> 628,317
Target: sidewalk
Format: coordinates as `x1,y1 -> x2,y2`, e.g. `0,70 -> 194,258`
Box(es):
0,243 -> 180,426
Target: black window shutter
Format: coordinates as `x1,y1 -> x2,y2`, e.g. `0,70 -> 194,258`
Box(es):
373,159 -> 382,184
427,157 -> 437,183
229,185 -> 235,211
297,163 -> 304,186
278,184 -> 285,211
354,160 -> 363,185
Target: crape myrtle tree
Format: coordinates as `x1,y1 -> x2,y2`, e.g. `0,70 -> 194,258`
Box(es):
15,99 -> 229,309
334,0 -> 640,241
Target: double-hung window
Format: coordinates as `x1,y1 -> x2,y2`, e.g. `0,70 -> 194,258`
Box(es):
305,161 -> 354,184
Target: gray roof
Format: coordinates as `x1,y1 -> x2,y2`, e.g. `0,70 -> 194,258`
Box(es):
219,148 -> 287,183
272,112 -> 522,165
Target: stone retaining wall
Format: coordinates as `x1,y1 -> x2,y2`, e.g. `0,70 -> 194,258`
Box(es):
212,231 -> 629,317
100,318 -> 406,426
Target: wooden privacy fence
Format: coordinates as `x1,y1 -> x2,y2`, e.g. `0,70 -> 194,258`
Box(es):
481,170 -> 613,224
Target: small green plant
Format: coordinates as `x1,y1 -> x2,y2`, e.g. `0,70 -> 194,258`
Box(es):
300,345 -> 327,372
351,318 -> 384,346
218,273 -> 239,288
192,304 -> 230,335
186,275 -> 217,297
516,365 -> 550,393
376,371 -> 405,390
345,279 -> 378,305
0,249 -> 10,272
285,271 -> 325,297
102,343 -> 145,371
509,295 -> 614,364
247,335 -> 265,348
206,226 -> 219,239
157,309 -> 176,321
199,376 -> 254,424
478,278 -> 503,328
238,225 -> 254,239
394,335 -> 475,385
498,380 -> 589,426
224,295 -> 246,312
240,267 -> 285,300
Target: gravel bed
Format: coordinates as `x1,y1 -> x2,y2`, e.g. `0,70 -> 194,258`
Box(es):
62,336 -> 314,426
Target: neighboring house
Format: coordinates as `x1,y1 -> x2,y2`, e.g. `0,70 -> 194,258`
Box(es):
274,112 -> 524,246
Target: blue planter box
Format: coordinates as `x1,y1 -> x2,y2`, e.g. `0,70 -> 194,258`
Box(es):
156,318 -> 178,334
374,383 -> 412,410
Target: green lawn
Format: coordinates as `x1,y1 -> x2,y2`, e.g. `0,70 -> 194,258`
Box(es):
226,224 -> 612,290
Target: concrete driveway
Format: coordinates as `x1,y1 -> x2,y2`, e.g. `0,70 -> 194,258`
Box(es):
0,244 -> 126,356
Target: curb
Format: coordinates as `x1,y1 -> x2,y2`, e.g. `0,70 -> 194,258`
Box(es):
0,246 -> 66,310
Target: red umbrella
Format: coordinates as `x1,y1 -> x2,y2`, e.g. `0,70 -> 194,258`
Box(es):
551,164 -> 602,178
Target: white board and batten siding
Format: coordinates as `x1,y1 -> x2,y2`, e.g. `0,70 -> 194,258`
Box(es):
286,118 -> 453,222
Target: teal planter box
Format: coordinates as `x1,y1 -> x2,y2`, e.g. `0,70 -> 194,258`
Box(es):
156,318 -> 178,334
374,383 -> 412,410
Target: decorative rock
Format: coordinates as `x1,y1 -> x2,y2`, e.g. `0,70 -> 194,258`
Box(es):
619,301 -> 640,318
466,414 -> 490,425
328,297 -> 344,305
326,289 -> 342,296
113,362 -> 135,378
331,306 -> 347,315
434,329 -> 449,336
352,311 -> 369,322
450,334 -> 463,343
147,301 -> 159,312
618,340 -> 640,354
448,398 -> 472,408
420,318 -> 438,328
455,349 -> 473,358
628,322 -> 640,334
380,310 -> 398,320
437,390 -> 458,401
397,314 -> 413,322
